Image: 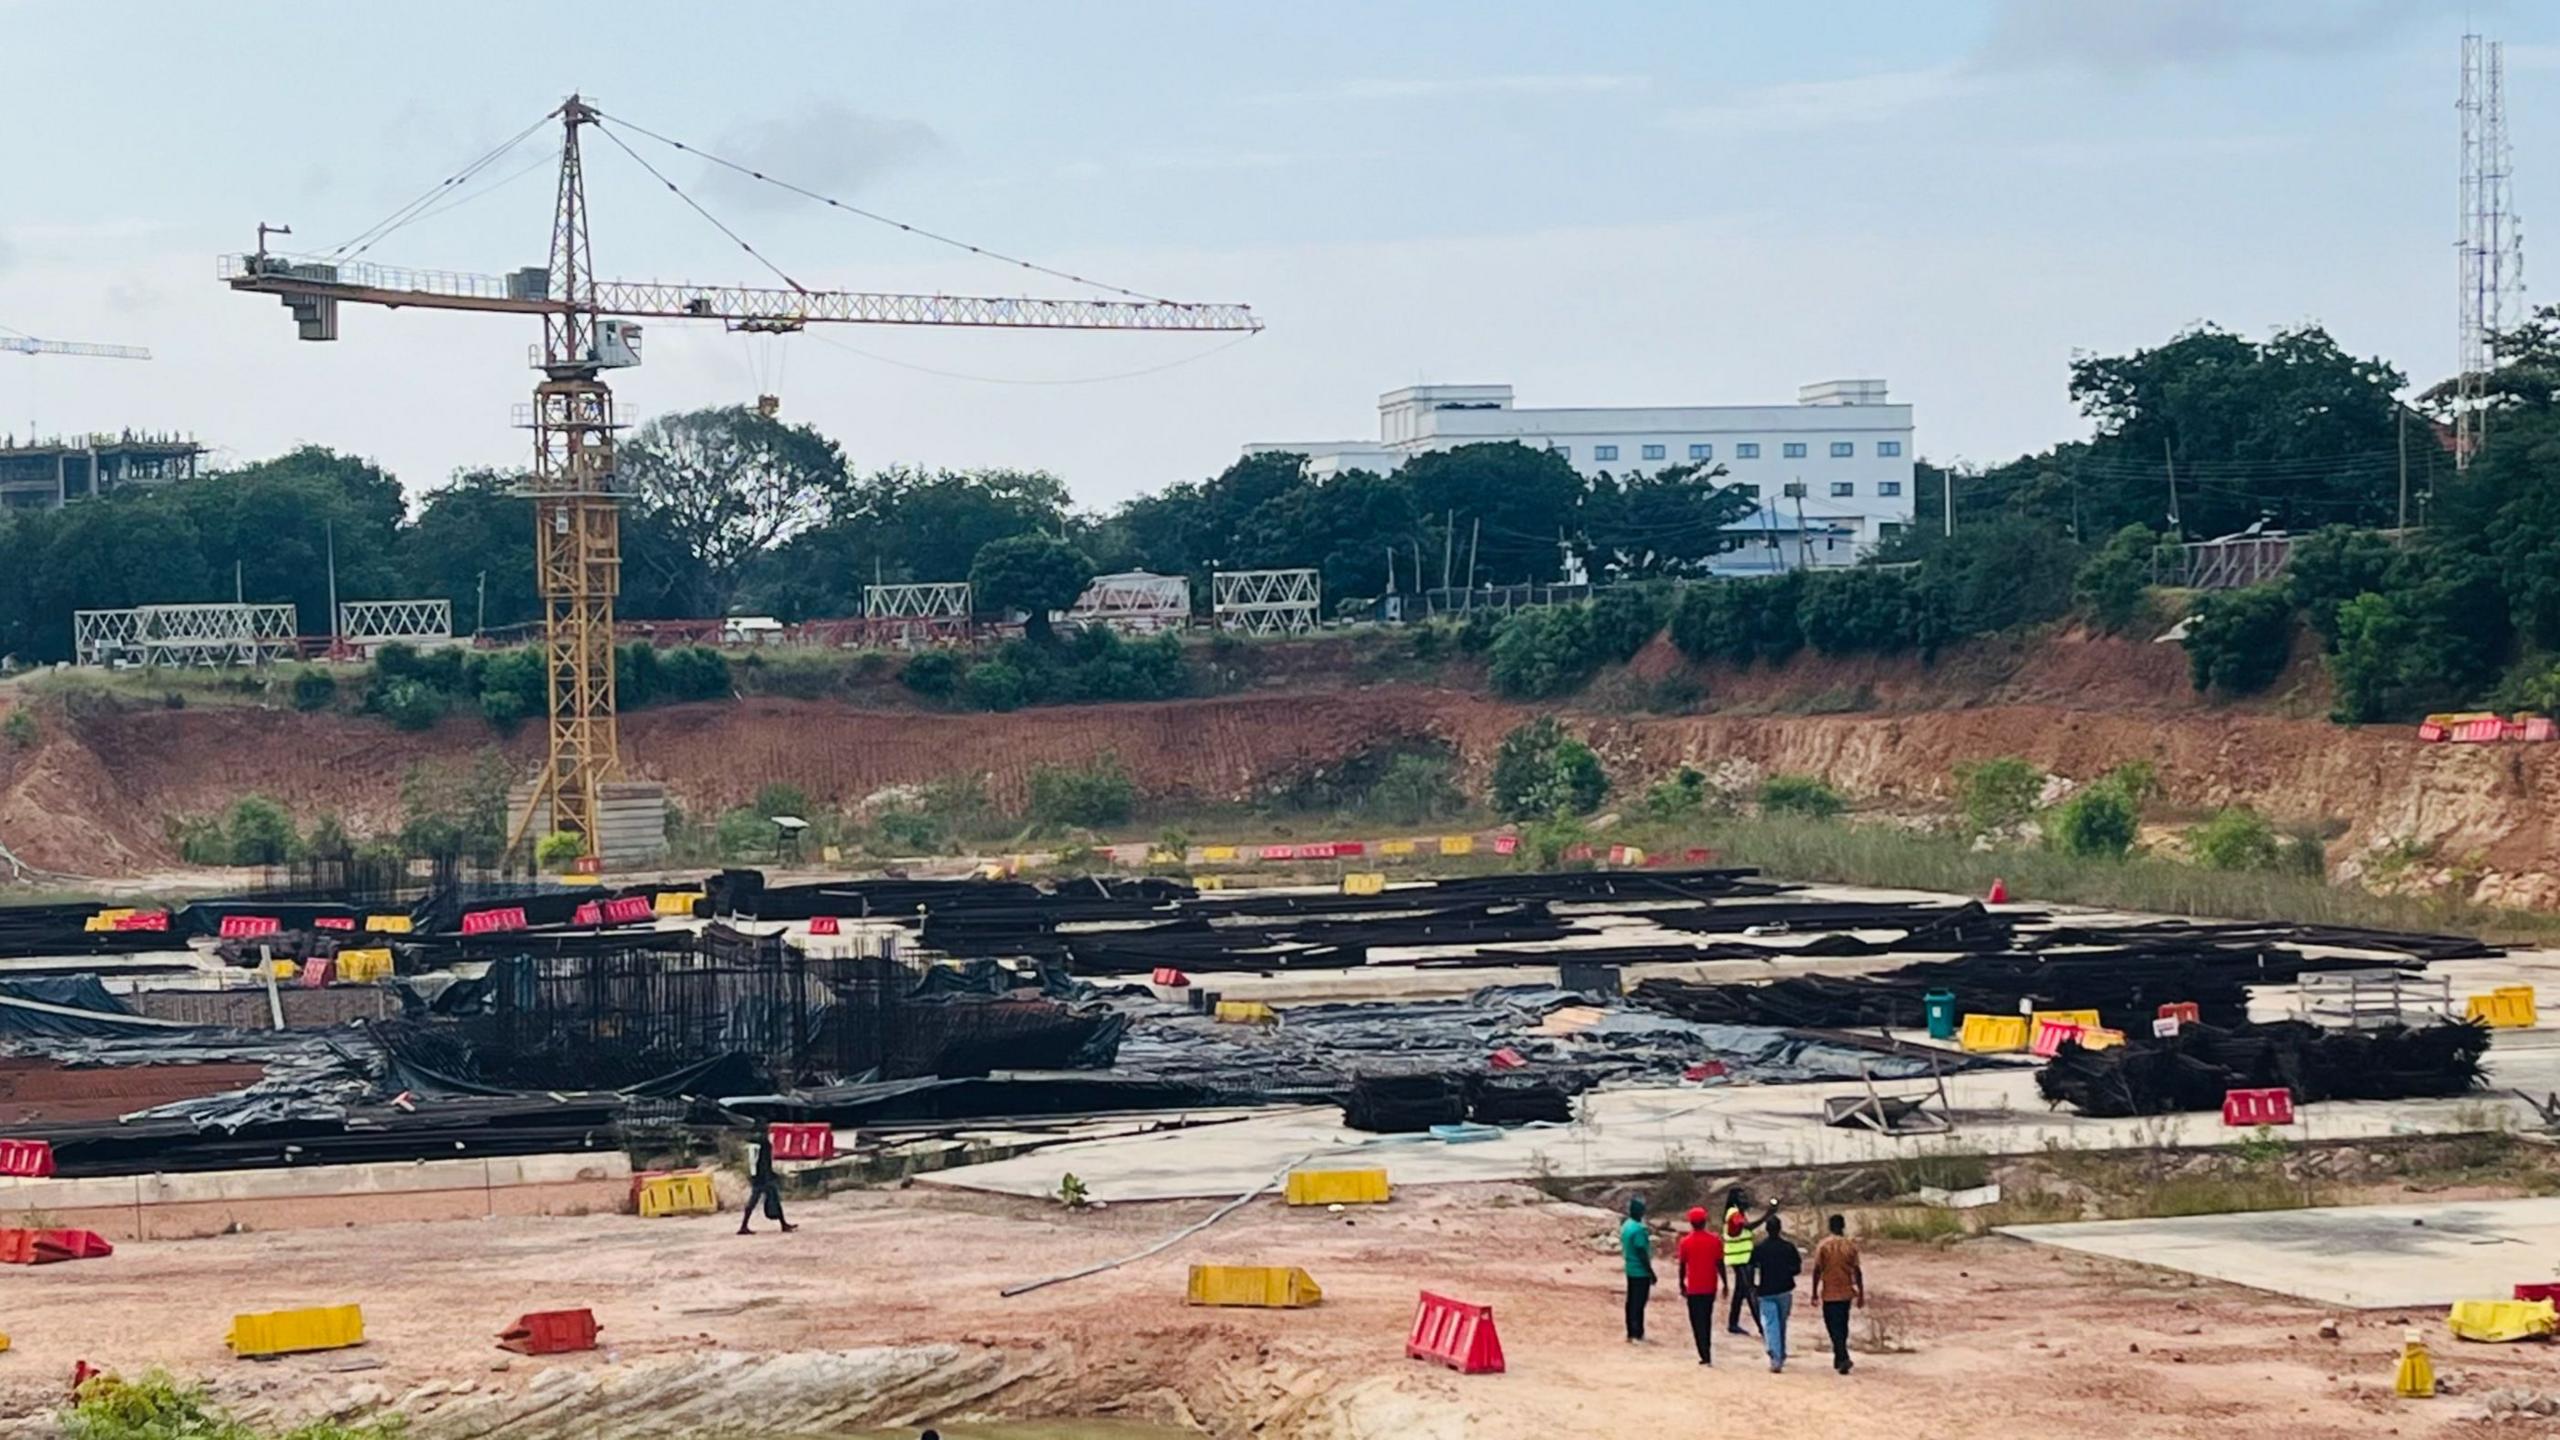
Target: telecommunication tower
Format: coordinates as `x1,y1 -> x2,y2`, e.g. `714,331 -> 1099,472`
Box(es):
2458,33 -> 2524,471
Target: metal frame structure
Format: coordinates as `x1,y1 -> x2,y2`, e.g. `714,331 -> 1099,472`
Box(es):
1064,571 -> 1191,634
223,95 -> 1258,863
73,608 -> 141,667
2458,33 -> 2522,472
1212,568 -> 1321,635
1423,582 -> 1592,616
134,603 -> 296,667
864,581 -> 972,648
337,598 -> 455,649
2158,535 -> 2293,591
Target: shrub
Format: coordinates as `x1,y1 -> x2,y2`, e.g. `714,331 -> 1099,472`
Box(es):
1954,756 -> 2042,835
1800,568 -> 1918,655
480,688 -> 533,730
872,806 -> 947,854
473,648 -> 545,724
753,782 -> 812,817
304,814 -> 355,862
655,645 -> 732,703
289,669 -> 338,712
2073,524 -> 2161,632
372,678 -> 446,732
1057,628 -> 1189,702
222,795 -> 298,865
1758,773 -> 1845,819
1670,574 -> 1807,666
616,642 -> 663,707
398,753 -> 512,865
2181,584 -> 2293,696
714,806 -> 770,860
961,658 -> 1029,712
1913,517 -> 2083,638
170,815 -> 229,866
901,650 -> 962,699
1587,586 -> 1664,662
1367,752 -> 1465,825
1456,610 -> 1501,654
1028,757 -> 1136,828
2047,785 -> 2138,858
1488,605 -> 1603,699
1642,766 -> 1711,819
1,709 -> 33,750
533,830 -> 585,872
1488,717 -> 1608,820
2189,806 -> 2284,872
2286,525 -> 2402,649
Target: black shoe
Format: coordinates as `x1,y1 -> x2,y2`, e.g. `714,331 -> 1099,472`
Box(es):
780,1222 -> 799,1233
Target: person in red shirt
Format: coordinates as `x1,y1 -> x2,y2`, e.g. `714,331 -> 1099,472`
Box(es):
1675,1205 -> 1723,1365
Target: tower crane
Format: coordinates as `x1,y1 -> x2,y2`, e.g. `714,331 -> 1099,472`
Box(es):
1,337 -> 151,361
224,95 -> 1260,862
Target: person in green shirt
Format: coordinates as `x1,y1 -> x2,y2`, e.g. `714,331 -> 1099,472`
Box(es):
1620,1195 -> 1655,1343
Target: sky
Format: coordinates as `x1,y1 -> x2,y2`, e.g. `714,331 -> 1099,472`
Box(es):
0,0 -> 2553,511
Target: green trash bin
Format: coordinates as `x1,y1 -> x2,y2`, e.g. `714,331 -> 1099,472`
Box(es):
1924,989 -> 1957,1041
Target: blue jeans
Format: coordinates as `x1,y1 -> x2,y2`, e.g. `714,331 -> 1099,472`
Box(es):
1759,1292 -> 1794,1367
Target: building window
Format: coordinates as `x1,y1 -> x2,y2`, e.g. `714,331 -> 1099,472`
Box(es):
1831,441 -> 1854,457
1878,440 -> 1903,457
1555,446 -> 1571,460
1880,521 -> 1905,541
1738,483 -> 1762,498
1830,481 -> 1855,497
1736,443 -> 1760,459
1689,443 -> 1711,460
1879,480 -> 1902,497
1641,443 -> 1665,461
1595,444 -> 1619,462
1783,442 -> 1807,458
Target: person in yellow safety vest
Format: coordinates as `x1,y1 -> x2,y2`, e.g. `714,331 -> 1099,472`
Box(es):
1722,1186 -> 1766,1337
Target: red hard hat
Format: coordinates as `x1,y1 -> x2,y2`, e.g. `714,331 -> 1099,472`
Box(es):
1687,1206 -> 1708,1225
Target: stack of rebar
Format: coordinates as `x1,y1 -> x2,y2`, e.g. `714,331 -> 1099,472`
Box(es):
2035,1019 -> 2491,1117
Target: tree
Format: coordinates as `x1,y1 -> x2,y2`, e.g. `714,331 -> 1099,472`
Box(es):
2073,524 -> 2164,633
1488,717 -> 1607,819
2181,585 -> 2294,696
1227,469 -> 1421,600
1581,463 -> 1754,579
1398,443 -> 1586,585
1488,605 -> 1602,699
970,534 -> 1095,643
1955,757 -> 2042,836
406,469 -> 539,633
2284,525 -> 2401,650
2188,807 -> 2284,871
2048,785 -> 2138,858
1900,516 -> 2083,639
619,406 -> 850,617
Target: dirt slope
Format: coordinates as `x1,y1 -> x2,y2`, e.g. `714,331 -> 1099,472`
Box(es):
1,628 -> 2547,904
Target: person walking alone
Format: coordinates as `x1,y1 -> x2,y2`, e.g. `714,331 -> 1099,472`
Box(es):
1675,1206 -> 1721,1365
1752,1212 -> 1802,1372
1619,1196 -> 1655,1343
1722,1187 -> 1762,1337
737,1122 -> 797,1236
1809,1213 -> 1866,1374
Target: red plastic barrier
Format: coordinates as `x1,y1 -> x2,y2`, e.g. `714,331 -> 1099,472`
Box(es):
0,1139 -> 56,1177
112,910 -> 169,932
1407,1291 -> 1505,1374
1335,841 -> 1367,857
313,916 -> 355,931
217,915 -> 281,939
1683,1059 -> 1729,1082
603,895 -> 653,925
1487,1047 -> 1526,1070
1562,843 -> 1595,862
768,1122 -> 835,1161
1293,842 -> 1338,860
2222,1087 -> 2294,1127
497,1308 -> 600,1355
570,901 -> 603,927
1684,847 -> 1717,863
1151,966 -> 1190,988
460,906 -> 528,936
2418,720 -> 2451,742
0,1228 -> 112,1265
298,958 -> 334,989
1258,845 -> 1293,861
2030,1020 -> 2088,1059
2521,716 -> 2560,743
805,915 -> 840,936
2516,1283 -> 2560,1304
2453,716 -> 2505,743
1492,834 -> 1520,856
2158,1001 -> 2201,1025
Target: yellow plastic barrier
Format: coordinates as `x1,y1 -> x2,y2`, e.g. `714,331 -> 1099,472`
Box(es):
83,908 -> 135,933
269,960 -> 300,980
1341,872 -> 1386,896
2395,1331 -> 2435,1397
2447,1298 -> 2557,1343
334,949 -> 394,983
1201,845 -> 1238,863
654,891 -> 706,918
1192,875 -> 1226,891
228,1304 -> 365,1357
1958,1014 -> 2030,1053
1215,1000 -> 1278,1026
1379,839 -> 1417,857
1439,835 -> 1474,857
1148,848 -> 1182,865
636,1171 -> 719,1218
1187,1264 -> 1324,1308
1284,1168 -> 1391,1206
0,1332 -> 9,1353
2464,987 -> 2539,1029
363,914 -> 414,934
2081,1027 -> 2127,1050
2030,1009 -> 2103,1034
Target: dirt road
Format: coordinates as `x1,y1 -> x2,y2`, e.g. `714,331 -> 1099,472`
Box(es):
0,1182 -> 2530,1438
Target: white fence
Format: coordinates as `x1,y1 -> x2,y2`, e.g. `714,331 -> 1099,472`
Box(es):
73,608 -> 142,667
80,603 -> 300,667
339,598 -> 455,651
1061,571 -> 1190,634
1213,568 -> 1321,635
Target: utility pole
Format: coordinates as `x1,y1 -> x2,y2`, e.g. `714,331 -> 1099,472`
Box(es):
234,559 -> 243,605
1441,509 -> 1455,592
2398,407 -> 2411,530
325,519 -> 339,651
475,570 -> 488,636
1942,466 -> 1953,539
1412,540 -> 1427,612
1465,518 -> 1481,593
1787,481 -> 1811,571
2162,439 -> 2181,536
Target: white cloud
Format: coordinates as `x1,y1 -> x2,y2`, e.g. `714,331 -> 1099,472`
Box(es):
1251,73 -> 1645,105
1659,65 -> 1976,137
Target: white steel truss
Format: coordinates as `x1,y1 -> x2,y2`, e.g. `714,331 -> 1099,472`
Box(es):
1212,568 -> 1321,635
73,609 -> 142,666
134,603 -> 297,667
864,582 -> 970,620
338,598 -> 455,645
1062,571 -> 1190,634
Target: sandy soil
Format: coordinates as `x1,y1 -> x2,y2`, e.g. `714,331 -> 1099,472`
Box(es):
0,1181 -> 2539,1439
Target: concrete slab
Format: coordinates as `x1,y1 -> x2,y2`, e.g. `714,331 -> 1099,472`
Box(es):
1996,1197 -> 2560,1309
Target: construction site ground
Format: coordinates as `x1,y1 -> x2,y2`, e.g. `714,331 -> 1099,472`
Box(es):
6,1177 -> 2556,1440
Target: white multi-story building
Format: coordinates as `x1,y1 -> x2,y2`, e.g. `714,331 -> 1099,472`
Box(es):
1245,380 -> 1916,572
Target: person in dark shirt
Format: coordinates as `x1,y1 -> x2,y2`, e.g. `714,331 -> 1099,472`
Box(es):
1618,1195 -> 1655,1342
1752,1212 -> 1802,1372
737,1122 -> 797,1235
1675,1205 -> 1722,1365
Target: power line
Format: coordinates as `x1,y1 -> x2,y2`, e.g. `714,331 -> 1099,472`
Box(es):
323,111 -> 555,260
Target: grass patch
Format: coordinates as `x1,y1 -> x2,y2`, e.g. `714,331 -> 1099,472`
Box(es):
1865,1206 -> 1967,1244
2136,1172 -> 2320,1218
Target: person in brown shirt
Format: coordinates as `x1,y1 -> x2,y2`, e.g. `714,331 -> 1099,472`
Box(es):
1809,1213 -> 1866,1374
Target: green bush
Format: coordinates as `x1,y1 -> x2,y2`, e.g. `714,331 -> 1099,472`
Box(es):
1669,574 -> 1807,666
170,815 -> 230,866
1955,756 -> 2043,835
2285,525 -> 2402,650
2073,524 -> 2161,632
1758,773 -> 1845,820
1642,765 -> 1711,819
2189,806 -> 2284,871
1800,568 -> 1919,655
1028,757 -> 1136,828
1366,752 -> 1465,825
304,815 -> 354,862
222,795 -> 298,865
615,642 -> 663,707
397,753 -> 511,865
714,806 -> 770,860
1587,586 -> 1664,662
66,1367 -> 409,1440
371,678 -> 446,731
2047,785 -> 2138,858
1056,628 -> 1189,702
2181,584 -> 2294,696
2,709 -> 34,750
961,658 -> 1029,711
533,830 -> 585,872
289,668 -> 338,712
1911,517 -> 2083,638
872,806 -> 948,854
901,650 -> 962,699
1487,717 -> 1608,820
480,688 -> 533,730
1488,605 -> 1603,699
655,645 -> 732,703
472,648 -> 545,723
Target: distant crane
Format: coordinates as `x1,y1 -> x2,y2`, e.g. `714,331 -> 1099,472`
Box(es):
0,336 -> 150,361
224,94 -> 1260,861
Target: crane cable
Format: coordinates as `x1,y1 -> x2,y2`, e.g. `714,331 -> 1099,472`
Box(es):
589,120 -> 809,296
590,106 -> 1185,305
322,110 -> 556,261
